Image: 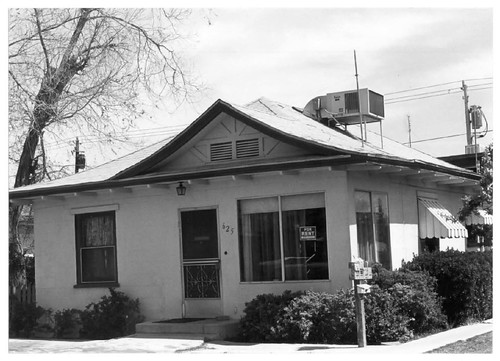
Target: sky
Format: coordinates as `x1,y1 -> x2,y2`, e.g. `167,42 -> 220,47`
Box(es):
4,2 -> 496,177
170,6 -> 493,157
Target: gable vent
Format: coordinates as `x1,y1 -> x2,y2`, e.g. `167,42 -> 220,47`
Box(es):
210,141 -> 233,161
236,138 -> 260,159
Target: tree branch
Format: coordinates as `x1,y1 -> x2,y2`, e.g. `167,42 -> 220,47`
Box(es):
34,9 -> 51,74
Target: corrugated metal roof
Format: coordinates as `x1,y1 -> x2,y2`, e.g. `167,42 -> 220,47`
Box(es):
9,97 -> 476,196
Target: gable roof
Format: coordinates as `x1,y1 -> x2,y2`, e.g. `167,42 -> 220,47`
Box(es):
9,97 -> 479,199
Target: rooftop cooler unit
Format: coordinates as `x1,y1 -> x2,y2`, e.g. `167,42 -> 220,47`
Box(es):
303,88 -> 385,125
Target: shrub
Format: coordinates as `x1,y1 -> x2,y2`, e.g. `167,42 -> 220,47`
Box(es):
238,290 -> 303,342
363,285 -> 413,344
9,296 -> 45,338
276,289 -> 357,344
370,264 -> 448,334
79,288 -> 144,340
402,250 -> 493,326
54,308 -> 81,339
245,288 -> 413,345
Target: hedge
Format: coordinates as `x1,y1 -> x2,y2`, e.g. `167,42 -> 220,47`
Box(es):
402,250 -> 493,326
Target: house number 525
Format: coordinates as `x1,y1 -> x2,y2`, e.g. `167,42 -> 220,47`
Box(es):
222,223 -> 234,235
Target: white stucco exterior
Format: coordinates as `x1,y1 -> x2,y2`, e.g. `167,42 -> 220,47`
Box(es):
33,166 -> 469,321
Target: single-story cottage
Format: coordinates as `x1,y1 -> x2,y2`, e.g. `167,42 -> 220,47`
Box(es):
9,96 -> 483,321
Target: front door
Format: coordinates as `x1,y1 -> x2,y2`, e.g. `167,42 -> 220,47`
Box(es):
180,208 -> 222,318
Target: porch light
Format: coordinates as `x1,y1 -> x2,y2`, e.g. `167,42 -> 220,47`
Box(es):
176,182 -> 186,196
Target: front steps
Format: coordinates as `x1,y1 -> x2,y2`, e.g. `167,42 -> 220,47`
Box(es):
135,318 -> 240,341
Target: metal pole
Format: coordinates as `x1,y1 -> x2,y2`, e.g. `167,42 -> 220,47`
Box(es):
407,115 -> 412,147
379,119 -> 384,149
354,280 -> 367,347
354,50 -> 364,146
462,80 -> 472,146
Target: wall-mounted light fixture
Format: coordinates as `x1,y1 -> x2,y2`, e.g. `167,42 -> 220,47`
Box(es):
176,182 -> 186,196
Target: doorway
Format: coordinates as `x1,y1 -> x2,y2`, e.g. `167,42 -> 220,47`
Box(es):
180,208 -> 222,318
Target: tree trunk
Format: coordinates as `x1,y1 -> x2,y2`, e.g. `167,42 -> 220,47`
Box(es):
9,9 -> 92,279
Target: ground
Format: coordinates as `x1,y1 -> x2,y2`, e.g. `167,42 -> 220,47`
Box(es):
426,332 -> 492,354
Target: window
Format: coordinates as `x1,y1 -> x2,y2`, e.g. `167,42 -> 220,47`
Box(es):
238,193 -> 328,282
75,211 -> 117,285
355,191 -> 391,269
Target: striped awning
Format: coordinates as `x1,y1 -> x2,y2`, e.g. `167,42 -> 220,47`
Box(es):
465,209 -> 493,225
418,198 -> 468,238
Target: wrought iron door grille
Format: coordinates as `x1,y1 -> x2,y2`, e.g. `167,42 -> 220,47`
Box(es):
184,263 -> 220,298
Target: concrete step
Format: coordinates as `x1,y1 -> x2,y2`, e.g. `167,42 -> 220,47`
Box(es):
135,318 -> 240,341
131,333 -> 216,341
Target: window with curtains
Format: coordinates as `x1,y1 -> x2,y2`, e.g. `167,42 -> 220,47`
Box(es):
75,211 -> 117,285
355,191 -> 391,269
238,193 -> 328,282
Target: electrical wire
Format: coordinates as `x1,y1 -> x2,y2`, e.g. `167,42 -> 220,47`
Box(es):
478,108 -> 489,138
385,86 -> 492,105
42,124 -> 188,151
384,77 -> 492,96
385,90 -> 464,104
385,87 -> 462,101
402,129 -> 493,145
384,80 -> 463,95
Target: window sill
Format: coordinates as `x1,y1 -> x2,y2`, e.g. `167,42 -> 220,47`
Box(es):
74,282 -> 120,289
239,279 -> 330,284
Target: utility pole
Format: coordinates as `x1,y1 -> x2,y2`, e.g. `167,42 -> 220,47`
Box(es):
74,137 -> 86,173
75,137 -> 80,173
461,80 -> 472,146
407,115 -> 412,147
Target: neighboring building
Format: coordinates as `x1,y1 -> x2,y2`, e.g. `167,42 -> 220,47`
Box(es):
9,97 -> 482,321
439,153 -> 480,173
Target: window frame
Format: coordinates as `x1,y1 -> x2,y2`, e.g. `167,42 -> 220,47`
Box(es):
354,190 -> 392,269
237,192 -> 329,283
74,210 -> 119,288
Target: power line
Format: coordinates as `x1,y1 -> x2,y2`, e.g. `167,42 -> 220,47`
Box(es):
402,129 -> 493,145
384,80 -> 462,96
385,86 -> 492,105
43,124 -> 188,151
386,87 -> 461,101
384,77 -> 492,96
464,77 -> 493,82
385,89 -> 463,104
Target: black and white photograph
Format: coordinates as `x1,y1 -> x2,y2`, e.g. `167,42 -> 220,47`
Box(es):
6,1 -> 494,355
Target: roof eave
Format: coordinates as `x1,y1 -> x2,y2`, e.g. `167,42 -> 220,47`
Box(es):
9,153 -> 480,200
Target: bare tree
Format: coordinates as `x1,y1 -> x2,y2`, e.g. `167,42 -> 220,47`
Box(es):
8,8 -> 204,279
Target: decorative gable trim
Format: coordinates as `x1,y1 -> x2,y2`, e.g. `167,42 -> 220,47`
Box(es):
112,100 -> 340,179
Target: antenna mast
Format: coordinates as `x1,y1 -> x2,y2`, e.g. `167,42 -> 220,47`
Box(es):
354,50 -> 365,146
407,115 -> 412,147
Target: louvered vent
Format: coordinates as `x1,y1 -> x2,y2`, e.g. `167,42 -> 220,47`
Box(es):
210,142 -> 233,161
236,138 -> 260,159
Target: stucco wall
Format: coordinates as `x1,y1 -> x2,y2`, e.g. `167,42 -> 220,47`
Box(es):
33,168 -> 469,320
34,169 -> 353,321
